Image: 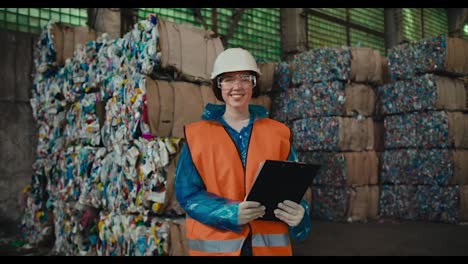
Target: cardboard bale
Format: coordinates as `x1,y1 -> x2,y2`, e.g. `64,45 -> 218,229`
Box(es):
344,151 -> 378,186
158,18 -> 224,82
343,83 -> 376,116
338,117 -> 375,151
350,47 -> 384,85
169,220 -> 188,256
171,82 -> 205,138
257,62 -> 275,93
146,79 -> 174,137
459,185 -> 468,221
250,95 -> 272,114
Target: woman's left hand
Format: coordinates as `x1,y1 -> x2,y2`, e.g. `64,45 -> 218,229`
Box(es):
274,200 -> 305,227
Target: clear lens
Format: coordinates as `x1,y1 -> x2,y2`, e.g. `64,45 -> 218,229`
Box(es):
218,74 -> 255,89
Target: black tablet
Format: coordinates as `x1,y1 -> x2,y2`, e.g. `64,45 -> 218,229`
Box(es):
245,160 -> 320,221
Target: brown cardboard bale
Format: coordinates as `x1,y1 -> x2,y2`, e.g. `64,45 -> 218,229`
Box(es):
200,83 -> 223,106
146,79 -> 174,137
348,186 -> 369,222
250,95 -> 271,114
350,47 -> 383,85
158,19 -> 182,71
73,26 -> 96,51
381,56 -> 391,85
158,18 -> 223,82
435,76 -> 466,111
447,112 -> 468,149
373,120 -> 384,152
179,24 -> 208,81
459,185 -> 468,221
348,185 -> 379,222
343,83 -> 376,117
445,37 -> 468,75
49,23 -> 64,66
368,185 -> 379,220
62,25 -> 75,62
171,82 -> 204,138
257,62 -> 275,93
338,117 -> 374,151
450,151 -> 468,185
344,151 -> 378,186
169,220 -> 188,256
160,152 -> 185,215
146,78 -> 161,136
158,81 -> 175,137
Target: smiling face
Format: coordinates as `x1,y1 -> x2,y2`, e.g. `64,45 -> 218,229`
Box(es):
218,71 -> 254,111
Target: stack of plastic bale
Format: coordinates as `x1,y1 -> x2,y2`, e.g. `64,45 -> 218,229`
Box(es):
378,35 -> 468,224
20,21 -> 72,247
269,46 -> 388,222
75,15 -> 186,256
22,15 -> 186,256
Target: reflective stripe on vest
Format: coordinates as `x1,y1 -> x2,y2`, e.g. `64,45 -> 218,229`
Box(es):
188,238 -> 244,253
252,233 -> 290,247
188,233 -> 290,253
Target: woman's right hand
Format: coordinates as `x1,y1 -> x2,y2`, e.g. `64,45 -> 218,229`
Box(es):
238,201 -> 266,225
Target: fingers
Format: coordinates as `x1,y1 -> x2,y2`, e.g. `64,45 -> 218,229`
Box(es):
238,201 -> 266,225
277,201 -> 298,215
274,200 -> 305,227
239,201 -> 262,209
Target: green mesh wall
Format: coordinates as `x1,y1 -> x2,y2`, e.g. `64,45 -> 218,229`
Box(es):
349,8 -> 385,55
310,8 -> 346,20
0,8 -> 88,34
402,8 -> 423,41
350,8 -> 385,34
137,8 -> 281,62
307,8 -> 385,54
138,8 -> 199,26
422,8 -> 448,38
307,15 -> 347,48
350,29 -> 385,55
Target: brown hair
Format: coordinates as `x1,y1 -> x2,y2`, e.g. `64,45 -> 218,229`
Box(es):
211,71 -> 260,102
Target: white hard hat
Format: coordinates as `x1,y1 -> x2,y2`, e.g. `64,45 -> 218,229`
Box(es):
210,48 -> 262,79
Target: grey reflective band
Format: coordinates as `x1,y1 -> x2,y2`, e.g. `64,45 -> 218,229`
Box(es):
188,238 -> 244,253
252,233 -> 290,247
188,233 -> 290,253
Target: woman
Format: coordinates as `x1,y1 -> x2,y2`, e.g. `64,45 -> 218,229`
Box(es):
174,48 -> 311,256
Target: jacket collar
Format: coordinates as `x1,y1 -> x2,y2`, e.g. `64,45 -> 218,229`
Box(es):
201,103 -> 268,123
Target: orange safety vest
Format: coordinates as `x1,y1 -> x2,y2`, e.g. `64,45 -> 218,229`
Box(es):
184,118 -> 293,256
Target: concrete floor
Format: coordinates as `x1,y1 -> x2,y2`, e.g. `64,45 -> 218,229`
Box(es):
1,219 -> 468,256
292,219 -> 468,256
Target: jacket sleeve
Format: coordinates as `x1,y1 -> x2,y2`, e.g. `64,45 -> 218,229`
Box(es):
174,143 -> 242,232
287,145 -> 312,241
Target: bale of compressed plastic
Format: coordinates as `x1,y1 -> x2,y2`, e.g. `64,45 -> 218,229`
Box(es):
378,74 -> 466,115
380,149 -> 468,186
299,151 -> 378,187
384,111 -> 468,149
271,81 -> 375,122
292,116 -> 375,151
379,184 -> 460,223
388,35 -> 468,81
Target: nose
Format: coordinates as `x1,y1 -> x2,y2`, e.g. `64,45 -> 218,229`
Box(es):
233,79 -> 243,87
